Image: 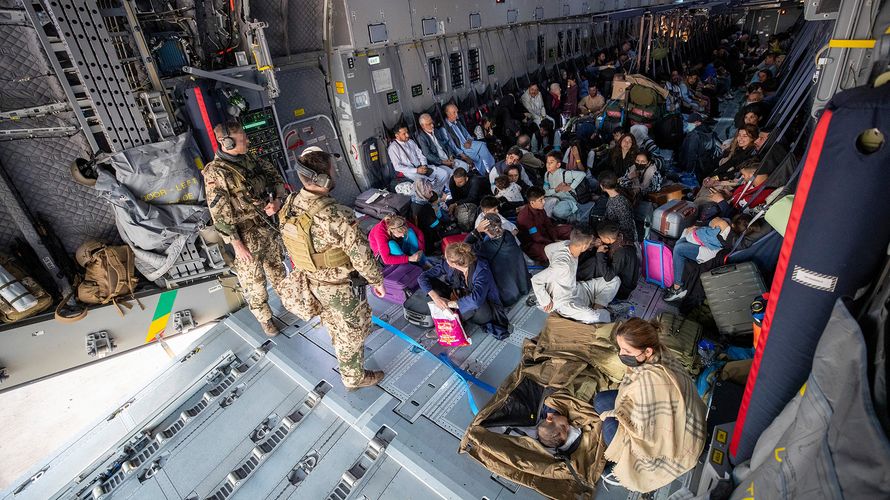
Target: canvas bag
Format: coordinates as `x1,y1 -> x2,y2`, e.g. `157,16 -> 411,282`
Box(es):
77,245 -> 141,314
0,255 -> 52,323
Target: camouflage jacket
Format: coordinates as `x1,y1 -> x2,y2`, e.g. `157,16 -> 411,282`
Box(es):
282,190 -> 383,285
202,152 -> 286,241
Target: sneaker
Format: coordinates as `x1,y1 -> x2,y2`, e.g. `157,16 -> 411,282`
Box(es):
600,463 -> 622,488
261,319 -> 280,337
345,370 -> 385,391
663,287 -> 688,302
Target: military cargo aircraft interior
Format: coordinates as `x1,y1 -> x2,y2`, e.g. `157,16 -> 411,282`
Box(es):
0,0 -> 889,498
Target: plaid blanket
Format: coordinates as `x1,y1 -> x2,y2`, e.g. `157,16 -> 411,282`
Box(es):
602,353 -> 708,492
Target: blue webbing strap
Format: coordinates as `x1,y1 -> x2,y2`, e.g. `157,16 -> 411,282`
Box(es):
371,315 -> 496,415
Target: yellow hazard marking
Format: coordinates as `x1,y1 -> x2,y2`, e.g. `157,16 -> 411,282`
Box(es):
775,447 -> 786,462
799,382 -> 807,396
146,313 -> 171,343
294,108 -> 305,117
711,449 -> 725,465
828,39 -> 876,49
716,429 -> 728,444
335,81 -> 345,94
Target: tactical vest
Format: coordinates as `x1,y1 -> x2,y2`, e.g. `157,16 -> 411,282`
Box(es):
210,159 -> 266,224
281,195 -> 350,272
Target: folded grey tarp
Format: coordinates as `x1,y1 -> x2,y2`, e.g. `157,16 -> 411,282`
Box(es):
95,133 -> 209,282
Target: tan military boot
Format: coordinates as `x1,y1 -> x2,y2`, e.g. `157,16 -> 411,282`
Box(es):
261,319 -> 279,337
345,370 -> 384,391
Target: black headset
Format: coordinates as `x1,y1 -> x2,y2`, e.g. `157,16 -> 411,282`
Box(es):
295,147 -> 333,189
217,119 -> 236,150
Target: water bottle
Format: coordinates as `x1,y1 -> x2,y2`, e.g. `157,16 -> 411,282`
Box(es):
698,339 -> 717,367
0,263 -> 38,313
625,305 -> 636,320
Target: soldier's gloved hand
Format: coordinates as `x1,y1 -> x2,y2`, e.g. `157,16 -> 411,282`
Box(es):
232,240 -> 253,262
264,199 -> 282,216
372,283 -> 386,298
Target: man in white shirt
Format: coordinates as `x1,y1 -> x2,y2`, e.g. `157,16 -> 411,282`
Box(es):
489,146 -> 533,188
440,104 -> 495,175
387,125 -> 450,193
416,113 -> 472,172
521,84 -> 556,127
531,231 -> 618,324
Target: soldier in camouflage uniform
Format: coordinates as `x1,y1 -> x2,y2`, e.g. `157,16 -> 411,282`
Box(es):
202,119 -> 287,336
278,146 -> 386,390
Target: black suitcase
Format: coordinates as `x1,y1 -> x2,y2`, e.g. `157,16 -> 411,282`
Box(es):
355,189 -> 410,218
403,292 -> 433,328
701,262 -> 767,336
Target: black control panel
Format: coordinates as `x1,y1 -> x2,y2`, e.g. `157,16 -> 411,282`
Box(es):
240,107 -> 285,171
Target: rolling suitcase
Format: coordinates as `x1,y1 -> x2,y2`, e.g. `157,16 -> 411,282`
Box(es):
355,189 -> 410,218
651,199 -> 697,238
404,292 -> 433,328
381,265 -> 422,305
658,313 -> 703,374
701,262 -> 767,336
642,239 -> 674,288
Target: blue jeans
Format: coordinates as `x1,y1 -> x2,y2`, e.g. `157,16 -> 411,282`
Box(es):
672,240 -> 700,288
594,390 -> 619,445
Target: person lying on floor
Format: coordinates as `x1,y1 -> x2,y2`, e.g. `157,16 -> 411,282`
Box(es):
517,187 -> 573,265
465,214 -> 530,307
368,214 -> 427,267
531,230 -> 617,324
418,242 -> 510,339
594,318 -> 707,491
577,220 -> 639,301
537,408 -> 584,454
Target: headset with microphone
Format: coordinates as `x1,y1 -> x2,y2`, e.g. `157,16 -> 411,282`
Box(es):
294,146 -> 334,189
217,119 -> 236,151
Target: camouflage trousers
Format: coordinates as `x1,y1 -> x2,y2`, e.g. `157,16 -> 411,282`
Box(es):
279,274 -> 371,387
232,227 -> 287,323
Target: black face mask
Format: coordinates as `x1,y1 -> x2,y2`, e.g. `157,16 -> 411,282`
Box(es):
619,353 -> 644,367
429,192 -> 439,204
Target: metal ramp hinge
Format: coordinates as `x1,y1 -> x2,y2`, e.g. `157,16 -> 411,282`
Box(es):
86,331 -> 115,358
325,426 -> 397,500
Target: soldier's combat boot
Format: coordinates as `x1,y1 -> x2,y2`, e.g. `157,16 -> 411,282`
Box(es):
261,319 -> 279,337
345,370 -> 384,391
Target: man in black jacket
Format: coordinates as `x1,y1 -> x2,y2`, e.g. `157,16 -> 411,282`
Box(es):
448,167 -> 487,207
577,221 -> 639,301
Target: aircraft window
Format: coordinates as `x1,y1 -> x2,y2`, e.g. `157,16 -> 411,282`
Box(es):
557,31 -> 564,59
422,18 -> 438,36
534,6 -> 544,20
507,9 -> 518,24
449,52 -> 464,89
429,57 -> 444,95
563,4 -> 570,16
368,23 -> 387,44
468,48 -> 481,83
537,34 -> 545,65
566,30 -> 573,56
469,12 -> 481,29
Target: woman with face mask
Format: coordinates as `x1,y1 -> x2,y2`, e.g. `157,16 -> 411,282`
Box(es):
594,318 -> 707,491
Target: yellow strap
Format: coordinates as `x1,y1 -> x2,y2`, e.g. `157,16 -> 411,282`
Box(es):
829,39 -> 876,49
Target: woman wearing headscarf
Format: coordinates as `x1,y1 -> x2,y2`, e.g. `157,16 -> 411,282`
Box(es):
410,178 -> 448,254
464,214 -> 530,307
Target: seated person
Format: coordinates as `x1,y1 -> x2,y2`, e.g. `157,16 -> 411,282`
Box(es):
493,175 -> 525,217
521,83 -> 556,127
711,125 -> 759,180
465,214 -> 531,307
387,125 -> 450,192
597,133 -> 638,178
577,220 -> 639,301
368,214 -> 426,266
544,82 -> 563,126
419,242 -> 509,339
489,146 -> 534,188
664,215 -> 749,302
476,196 -> 518,236
619,150 -> 663,198
448,167 -> 487,207
515,135 -> 545,172
440,103 -> 496,175
598,171 -> 637,243
531,230 -> 617,324
516,187 -> 573,265
594,318 -> 707,491
705,159 -> 774,218
505,164 -> 531,197
578,84 -> 606,116
410,178 -> 449,254
417,113 -> 473,172
543,151 -> 589,223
